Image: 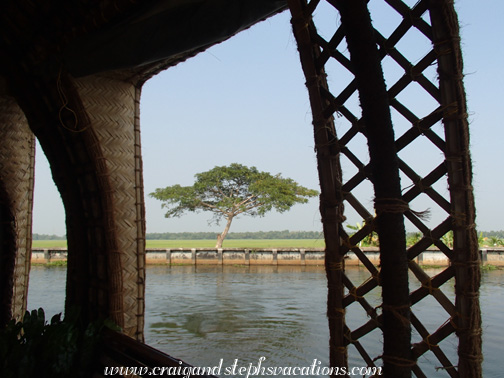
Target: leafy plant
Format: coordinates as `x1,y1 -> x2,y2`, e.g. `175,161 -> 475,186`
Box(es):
442,231 -> 454,248
406,232 -> 422,247
345,221 -> 378,247
0,308 -> 116,378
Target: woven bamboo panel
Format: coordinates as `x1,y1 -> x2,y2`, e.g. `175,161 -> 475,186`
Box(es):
75,76 -> 146,341
0,96 -> 35,321
289,0 -> 481,376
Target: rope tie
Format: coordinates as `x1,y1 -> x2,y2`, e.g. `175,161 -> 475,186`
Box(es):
56,69 -> 89,133
432,38 -> 458,57
423,230 -> 436,244
433,35 -> 461,46
458,290 -> 480,299
334,307 -> 346,316
443,113 -> 468,122
435,365 -> 458,372
413,119 -> 426,135
375,198 -> 409,215
439,71 -> 465,82
413,177 -> 429,193
448,313 -> 463,330
421,277 -> 439,295
437,101 -> 459,117
465,222 -> 477,231
335,346 -> 347,354
448,183 -> 474,192
348,286 -> 363,301
372,270 -> 381,286
320,203 -> 344,223
382,304 -> 411,326
449,312 -> 483,335
409,64 -> 421,81
445,153 -> 464,163
366,306 -> 378,319
344,329 -> 356,344
452,260 -> 481,268
458,352 -> 484,363
360,271 -> 381,288
290,13 -> 310,30
380,355 -> 417,367
305,74 -> 323,90
424,334 -> 439,349
450,211 -> 467,227
328,261 -> 344,271
341,237 -> 358,250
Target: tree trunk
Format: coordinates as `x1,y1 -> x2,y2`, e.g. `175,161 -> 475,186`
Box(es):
215,216 -> 233,248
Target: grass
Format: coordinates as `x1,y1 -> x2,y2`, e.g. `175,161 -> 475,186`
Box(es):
480,264 -> 503,271
32,260 -> 68,267
146,239 -> 325,248
32,239 -> 325,249
32,240 -> 67,248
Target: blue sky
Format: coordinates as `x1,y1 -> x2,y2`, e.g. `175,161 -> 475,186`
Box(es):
33,0 -> 504,235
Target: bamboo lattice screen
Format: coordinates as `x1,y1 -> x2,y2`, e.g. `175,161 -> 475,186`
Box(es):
288,0 -> 481,377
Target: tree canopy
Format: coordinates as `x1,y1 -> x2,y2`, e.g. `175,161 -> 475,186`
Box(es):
149,163 -> 319,247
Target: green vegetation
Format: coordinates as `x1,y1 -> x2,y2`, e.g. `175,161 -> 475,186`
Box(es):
31,261 -> 68,267
146,239 -> 325,249
32,240 -> 67,248
481,230 -> 504,239
150,164 -> 318,248
0,308 -> 117,378
32,238 -> 325,249
32,233 -> 65,241
146,230 -> 322,240
30,229 -> 504,249
480,264 -> 503,271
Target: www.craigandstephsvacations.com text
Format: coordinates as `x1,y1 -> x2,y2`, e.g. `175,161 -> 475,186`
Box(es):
103,357 -> 383,377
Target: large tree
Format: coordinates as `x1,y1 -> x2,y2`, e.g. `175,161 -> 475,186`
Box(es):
150,163 -> 319,248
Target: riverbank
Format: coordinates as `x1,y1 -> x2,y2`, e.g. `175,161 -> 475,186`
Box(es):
30,247 -> 504,266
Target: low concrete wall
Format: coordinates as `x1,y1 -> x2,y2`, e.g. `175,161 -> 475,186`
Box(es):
159,248 -> 326,266
30,247 -> 504,266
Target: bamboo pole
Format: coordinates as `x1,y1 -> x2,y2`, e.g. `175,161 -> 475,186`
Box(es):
429,1 -> 482,376
329,1 -> 412,376
288,0 -> 347,370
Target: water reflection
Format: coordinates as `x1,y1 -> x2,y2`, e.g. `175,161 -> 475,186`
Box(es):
27,265 -> 503,377
145,265 -> 329,370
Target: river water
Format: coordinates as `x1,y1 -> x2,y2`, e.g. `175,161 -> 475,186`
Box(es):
27,265 -> 503,377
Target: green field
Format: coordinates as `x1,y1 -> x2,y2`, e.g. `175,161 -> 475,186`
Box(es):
32,239 -> 325,249
32,240 -> 67,248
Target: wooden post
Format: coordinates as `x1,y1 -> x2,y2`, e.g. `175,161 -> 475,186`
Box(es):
191,248 -> 196,265
480,249 -> 487,265
244,249 -> 250,265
